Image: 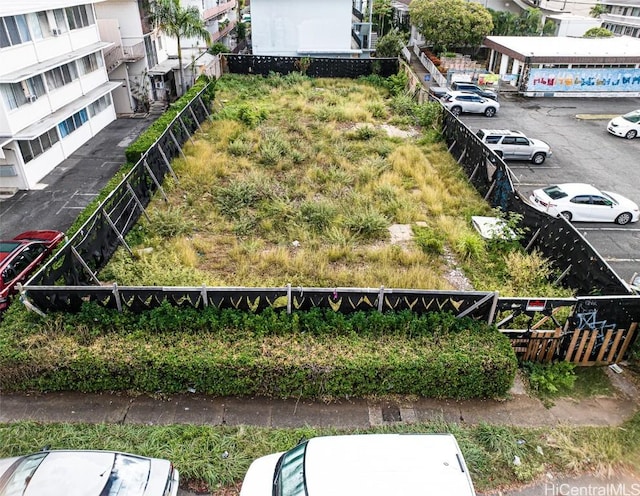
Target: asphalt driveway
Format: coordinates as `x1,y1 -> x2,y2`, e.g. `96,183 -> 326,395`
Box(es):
0,115 -> 153,240
458,93 -> 640,284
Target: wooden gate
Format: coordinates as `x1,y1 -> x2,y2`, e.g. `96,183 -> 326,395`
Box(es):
563,323 -> 637,365
511,328 -> 562,362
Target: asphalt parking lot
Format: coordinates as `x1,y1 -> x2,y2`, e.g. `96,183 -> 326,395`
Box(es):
457,93 -> 640,285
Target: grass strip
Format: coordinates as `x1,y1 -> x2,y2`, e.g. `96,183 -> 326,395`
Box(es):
1,416 -> 638,493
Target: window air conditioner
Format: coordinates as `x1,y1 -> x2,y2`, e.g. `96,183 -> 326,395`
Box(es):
27,95 -> 38,103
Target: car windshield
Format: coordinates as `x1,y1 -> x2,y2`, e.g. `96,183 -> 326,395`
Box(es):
273,442 -> 307,496
99,454 -> 150,496
542,185 -> 568,200
0,242 -> 20,254
0,453 -> 47,496
621,110 -> 640,123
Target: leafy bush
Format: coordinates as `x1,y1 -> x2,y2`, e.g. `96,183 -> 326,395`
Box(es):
522,361 -> 577,397
0,307 -> 518,399
413,225 -> 444,255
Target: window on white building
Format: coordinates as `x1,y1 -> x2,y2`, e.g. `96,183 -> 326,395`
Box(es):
65,5 -> 94,31
78,52 -> 104,75
0,15 -> 33,48
0,76 -> 46,110
53,9 -> 68,33
88,93 -> 112,117
58,109 -> 88,138
18,128 -> 60,164
27,12 -> 53,40
45,62 -> 79,90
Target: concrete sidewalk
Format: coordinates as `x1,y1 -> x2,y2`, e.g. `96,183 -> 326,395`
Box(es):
1,374 -> 637,428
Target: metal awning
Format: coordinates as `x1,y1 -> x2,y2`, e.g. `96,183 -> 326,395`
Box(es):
148,59 -> 179,76
12,81 -> 121,140
0,41 -> 113,83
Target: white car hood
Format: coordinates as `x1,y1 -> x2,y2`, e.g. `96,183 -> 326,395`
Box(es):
240,452 -> 282,496
604,191 -> 639,210
529,138 -> 550,150
609,116 -> 633,128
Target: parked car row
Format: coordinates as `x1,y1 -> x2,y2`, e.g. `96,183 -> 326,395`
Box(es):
0,434 -> 476,496
433,80 -> 639,226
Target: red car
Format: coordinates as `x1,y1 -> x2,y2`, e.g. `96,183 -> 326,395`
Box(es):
0,230 -> 64,311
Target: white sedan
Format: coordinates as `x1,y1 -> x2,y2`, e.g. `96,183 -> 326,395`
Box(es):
0,450 -> 179,496
529,183 -> 639,225
607,109 -> 640,139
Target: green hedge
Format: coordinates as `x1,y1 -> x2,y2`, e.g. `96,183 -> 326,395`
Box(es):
0,305 -> 517,399
125,76 -> 216,163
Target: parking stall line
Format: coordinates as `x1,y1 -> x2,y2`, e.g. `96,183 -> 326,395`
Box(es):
579,227 -> 640,232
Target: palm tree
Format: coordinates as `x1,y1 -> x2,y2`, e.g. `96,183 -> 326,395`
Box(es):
150,0 -> 211,95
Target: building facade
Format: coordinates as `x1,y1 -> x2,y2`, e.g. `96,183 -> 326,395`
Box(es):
484,35 -> 640,97
600,0 -> 640,38
0,0 -> 120,191
251,0 -> 358,56
95,0 -> 167,114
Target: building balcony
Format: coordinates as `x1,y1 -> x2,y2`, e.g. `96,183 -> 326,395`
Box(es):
212,20 -> 237,42
204,0 -> 237,22
104,41 -> 146,72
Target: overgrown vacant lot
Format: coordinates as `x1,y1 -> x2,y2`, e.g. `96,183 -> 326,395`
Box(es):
103,73 -> 565,296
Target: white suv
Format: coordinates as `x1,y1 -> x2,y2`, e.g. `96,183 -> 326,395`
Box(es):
240,434 -> 476,496
442,91 -> 499,117
476,129 -> 552,164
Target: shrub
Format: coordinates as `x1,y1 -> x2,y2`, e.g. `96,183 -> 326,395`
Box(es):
0,307 -> 518,399
522,361 -> 577,397
413,225 -> 444,255
342,207 -> 389,241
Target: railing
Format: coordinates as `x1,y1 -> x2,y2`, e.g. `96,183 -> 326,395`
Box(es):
413,44 -> 447,87
122,41 -> 145,61
203,0 -> 236,21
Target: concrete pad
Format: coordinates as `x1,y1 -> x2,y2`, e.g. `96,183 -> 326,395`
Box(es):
125,395 -> 179,425
171,395 -> 225,425
413,398 -> 463,424
271,398 -> 370,428
458,396 -> 555,426
221,397 -> 273,426
547,397 -> 635,426
0,392 -> 130,424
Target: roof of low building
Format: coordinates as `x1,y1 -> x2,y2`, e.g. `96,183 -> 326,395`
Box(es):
484,35 -> 640,63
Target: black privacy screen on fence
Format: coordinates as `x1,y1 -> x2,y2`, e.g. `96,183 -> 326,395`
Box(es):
224,55 -> 399,78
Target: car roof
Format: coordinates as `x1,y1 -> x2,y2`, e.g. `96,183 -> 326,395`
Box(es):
546,183 -> 602,195
447,90 -> 484,97
304,434 -> 476,496
478,129 -> 525,136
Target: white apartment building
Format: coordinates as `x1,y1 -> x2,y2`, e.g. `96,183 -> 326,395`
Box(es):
0,0 -> 119,191
600,0 -> 640,38
95,0 -> 168,113
251,0 -> 357,56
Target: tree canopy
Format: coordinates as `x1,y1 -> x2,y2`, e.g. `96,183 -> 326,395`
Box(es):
150,0 -> 211,95
409,0 -> 493,53
489,7 -> 555,36
373,0 -> 394,37
374,28 -> 407,57
583,26 -> 614,37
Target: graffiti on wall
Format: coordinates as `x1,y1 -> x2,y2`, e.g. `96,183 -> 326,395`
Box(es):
527,68 -> 640,92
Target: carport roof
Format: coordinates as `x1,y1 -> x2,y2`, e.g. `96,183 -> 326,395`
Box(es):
484,35 -> 640,64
